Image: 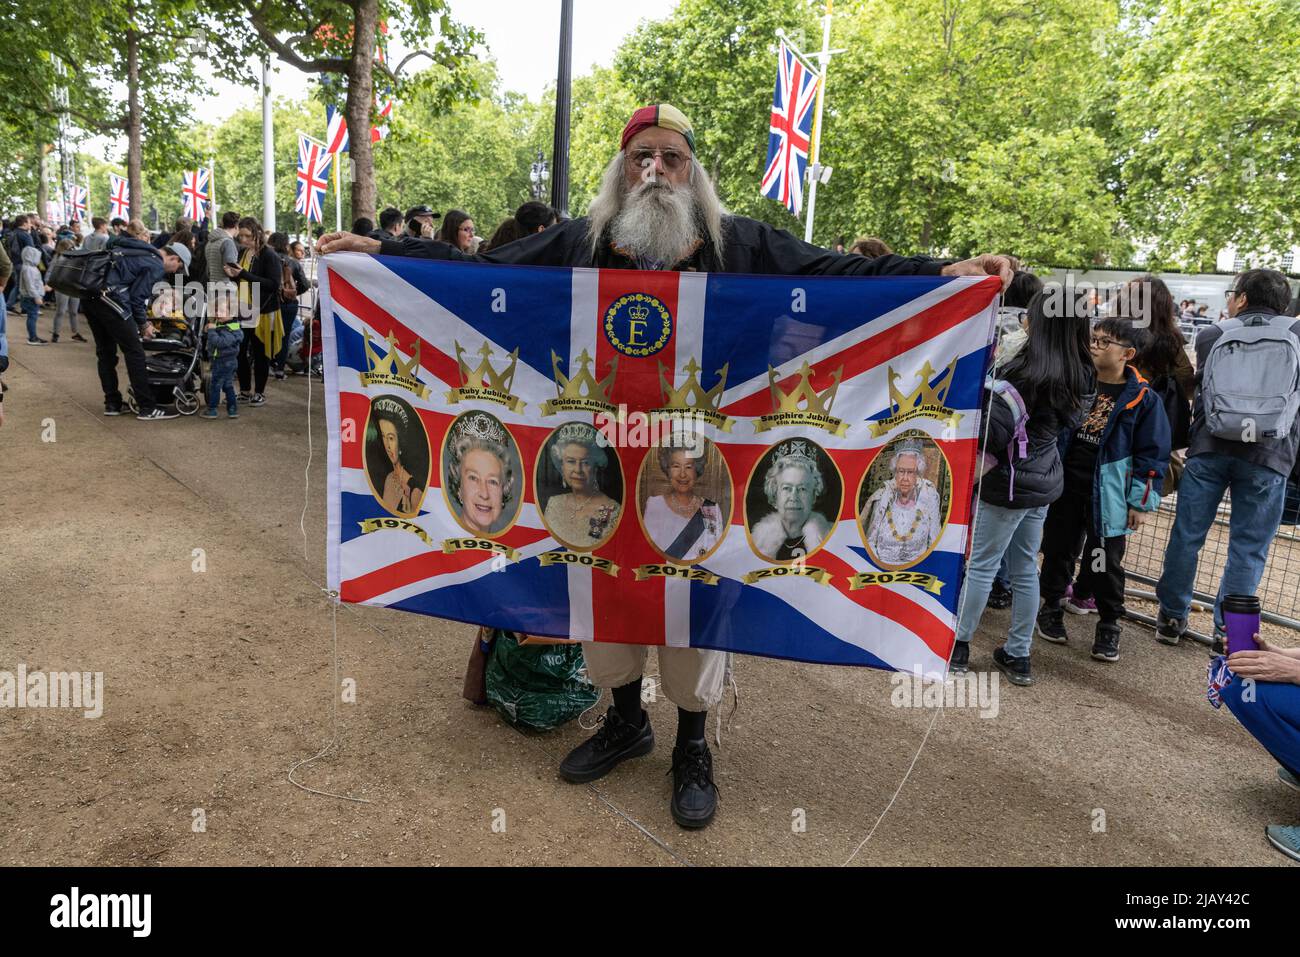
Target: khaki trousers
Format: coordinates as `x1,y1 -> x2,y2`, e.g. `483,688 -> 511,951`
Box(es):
581,643 -> 727,712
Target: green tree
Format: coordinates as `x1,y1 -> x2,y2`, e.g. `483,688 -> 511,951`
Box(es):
1115,0 -> 1300,271
214,0 -> 481,223
948,128 -> 1127,268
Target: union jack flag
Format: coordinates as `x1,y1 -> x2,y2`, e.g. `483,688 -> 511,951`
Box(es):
181,168 -> 211,222
371,98 -> 393,143
67,185 -> 88,222
761,42 -> 821,217
296,134 -> 333,223
320,255 -> 1000,676
325,104 -> 350,155
108,173 -> 130,220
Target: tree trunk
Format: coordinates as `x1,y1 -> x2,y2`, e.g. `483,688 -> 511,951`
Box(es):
347,0 -> 379,223
36,144 -> 49,218
126,2 -> 143,221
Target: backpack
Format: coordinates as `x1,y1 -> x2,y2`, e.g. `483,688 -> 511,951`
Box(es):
1201,314 -> 1300,442
1152,373 -> 1191,449
980,378 -> 1030,500
45,248 -> 116,298
279,259 -> 298,302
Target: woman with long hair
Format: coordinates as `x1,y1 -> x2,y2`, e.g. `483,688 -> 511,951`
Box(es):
951,289 -> 1096,685
1114,274 -> 1193,402
267,231 -> 307,379
226,215 -> 283,406
438,209 -> 476,252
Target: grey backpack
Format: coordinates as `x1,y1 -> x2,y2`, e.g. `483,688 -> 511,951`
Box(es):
1201,314 -> 1300,442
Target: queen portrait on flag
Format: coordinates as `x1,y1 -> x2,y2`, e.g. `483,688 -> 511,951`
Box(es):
642,444 -> 725,563
540,422 -> 621,549
859,438 -> 943,569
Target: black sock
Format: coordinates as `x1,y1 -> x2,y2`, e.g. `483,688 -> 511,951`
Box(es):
676,707 -> 707,746
611,679 -> 643,725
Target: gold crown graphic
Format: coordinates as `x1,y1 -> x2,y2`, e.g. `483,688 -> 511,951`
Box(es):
887,358 -> 957,415
364,330 -> 422,379
658,357 -> 728,413
455,340 -> 518,394
627,301 -> 650,322
551,348 -> 617,404
768,360 -> 841,416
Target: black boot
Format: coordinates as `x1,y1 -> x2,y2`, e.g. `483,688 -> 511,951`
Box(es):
1035,604 -> 1068,644
558,705 -> 654,783
950,640 -> 970,674
669,739 -> 718,828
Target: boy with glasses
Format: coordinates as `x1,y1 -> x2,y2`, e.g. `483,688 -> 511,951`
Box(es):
1037,318 -> 1171,661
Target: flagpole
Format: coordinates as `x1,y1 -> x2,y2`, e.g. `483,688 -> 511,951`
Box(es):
209,156 -> 217,223
334,158 -> 341,233
803,1 -> 834,244
261,56 -> 276,231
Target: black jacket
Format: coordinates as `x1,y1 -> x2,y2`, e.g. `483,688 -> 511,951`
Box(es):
980,367 -> 1095,510
234,244 -> 283,315
377,215 -> 948,277
103,236 -> 166,326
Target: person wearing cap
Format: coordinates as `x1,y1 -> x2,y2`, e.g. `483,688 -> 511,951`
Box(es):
318,103 -> 1015,830
405,205 -> 439,239
83,234 -> 188,420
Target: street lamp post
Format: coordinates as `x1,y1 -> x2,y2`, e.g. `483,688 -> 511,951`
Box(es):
530,150 -> 550,201
549,0 -> 573,217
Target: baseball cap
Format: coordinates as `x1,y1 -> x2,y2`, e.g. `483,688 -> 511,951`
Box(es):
166,242 -> 192,271
405,205 -> 439,221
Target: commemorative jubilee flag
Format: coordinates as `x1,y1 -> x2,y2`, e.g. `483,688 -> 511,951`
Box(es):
321,254 -> 1000,678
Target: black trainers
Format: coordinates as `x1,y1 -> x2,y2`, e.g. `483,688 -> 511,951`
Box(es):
1156,610 -> 1186,646
669,739 -> 718,829
250,393 -> 267,407
136,407 -> 179,421
949,640 -> 970,674
986,580 -> 1013,610
558,706 -> 654,784
992,646 -> 1034,686
1036,605 -> 1068,644
103,402 -> 125,416
1092,622 -> 1121,662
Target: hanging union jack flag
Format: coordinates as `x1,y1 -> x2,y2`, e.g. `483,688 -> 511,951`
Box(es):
320,255 -> 1000,675
108,173 -> 130,220
761,42 -> 821,217
67,185 -> 88,222
181,168 -> 211,222
371,98 -> 393,143
296,134 -> 333,223
325,104 -> 350,155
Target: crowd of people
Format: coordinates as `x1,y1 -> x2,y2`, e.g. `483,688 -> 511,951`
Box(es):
2,99 -> 1297,855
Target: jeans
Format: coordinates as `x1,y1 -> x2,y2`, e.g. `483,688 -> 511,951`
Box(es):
53,293 -> 80,335
1156,452 -> 1287,633
207,327 -> 241,413
84,298 -> 155,413
956,501 -> 1049,658
20,296 -> 39,340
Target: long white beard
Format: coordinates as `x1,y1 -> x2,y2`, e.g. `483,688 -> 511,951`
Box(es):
608,181 -> 700,265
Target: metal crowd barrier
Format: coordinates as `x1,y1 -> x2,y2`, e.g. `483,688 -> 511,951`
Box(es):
1122,489 -> 1300,645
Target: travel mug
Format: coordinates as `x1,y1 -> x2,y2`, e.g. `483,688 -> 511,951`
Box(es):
1222,594 -> 1261,657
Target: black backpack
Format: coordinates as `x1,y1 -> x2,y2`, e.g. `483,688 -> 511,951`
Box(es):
1152,373 -> 1191,450
46,249 -> 117,298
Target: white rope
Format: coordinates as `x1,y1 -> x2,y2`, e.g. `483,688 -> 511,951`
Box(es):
842,291 -> 1004,866
286,248 -> 373,804
287,591 -> 373,804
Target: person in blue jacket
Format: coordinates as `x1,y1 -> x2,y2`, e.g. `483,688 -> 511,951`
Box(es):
1036,317 -> 1171,662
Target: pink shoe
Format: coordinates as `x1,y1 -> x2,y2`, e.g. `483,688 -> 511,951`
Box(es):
1064,583 -> 1098,615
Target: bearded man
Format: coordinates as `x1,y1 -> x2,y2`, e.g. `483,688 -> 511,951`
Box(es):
319,103 -> 1013,831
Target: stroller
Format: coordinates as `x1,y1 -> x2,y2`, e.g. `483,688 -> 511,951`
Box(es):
125,299 -> 204,416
